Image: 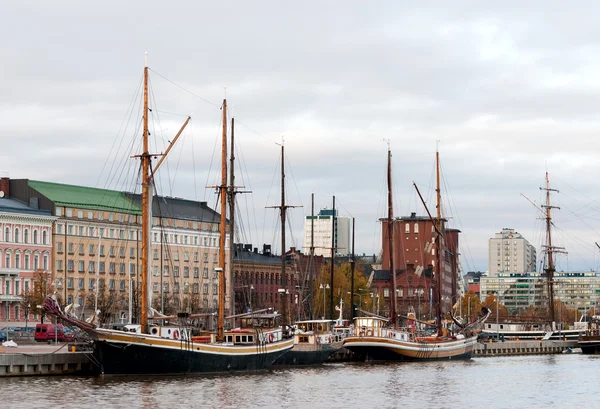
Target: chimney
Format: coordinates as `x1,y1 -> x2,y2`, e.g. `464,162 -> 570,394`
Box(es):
253,247 -> 258,254
0,177 -> 9,198
410,212 -> 416,218
263,244 -> 271,256
244,244 -> 252,252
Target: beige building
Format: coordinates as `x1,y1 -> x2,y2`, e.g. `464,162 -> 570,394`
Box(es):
488,228 -> 536,277
8,179 -> 229,328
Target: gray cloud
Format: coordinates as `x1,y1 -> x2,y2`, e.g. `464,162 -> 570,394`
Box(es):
2,1 -> 600,272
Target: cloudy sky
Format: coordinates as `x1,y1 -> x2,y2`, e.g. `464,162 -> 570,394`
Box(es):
3,1 -> 600,273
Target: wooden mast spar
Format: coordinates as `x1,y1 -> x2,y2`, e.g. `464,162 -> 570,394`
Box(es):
435,150 -> 444,337
387,147 -> 398,328
217,99 -> 228,341
137,53 -> 190,334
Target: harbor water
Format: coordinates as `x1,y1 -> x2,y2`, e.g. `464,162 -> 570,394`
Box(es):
1,354 -> 598,409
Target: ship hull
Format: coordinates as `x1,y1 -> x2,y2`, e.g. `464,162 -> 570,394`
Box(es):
94,330 -> 294,375
273,341 -> 343,365
578,336 -> 600,355
343,335 -> 477,362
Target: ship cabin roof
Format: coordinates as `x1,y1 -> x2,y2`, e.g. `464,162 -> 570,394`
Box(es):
354,316 -> 389,329
238,313 -> 281,329
296,320 -> 333,333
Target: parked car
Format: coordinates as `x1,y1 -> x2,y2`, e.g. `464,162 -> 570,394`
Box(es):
0,332 -> 6,342
34,323 -> 69,343
62,327 -> 76,341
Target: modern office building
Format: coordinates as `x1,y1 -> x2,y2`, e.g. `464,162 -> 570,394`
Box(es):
488,228 -> 536,277
480,271 -> 600,314
303,208 -> 351,257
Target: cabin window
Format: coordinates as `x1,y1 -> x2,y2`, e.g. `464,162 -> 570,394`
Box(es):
248,336 -> 253,343
241,336 -> 247,343
235,336 -> 240,343
299,336 -> 309,343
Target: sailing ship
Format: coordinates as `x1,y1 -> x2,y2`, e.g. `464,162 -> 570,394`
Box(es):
43,56 -> 293,375
343,148 -> 490,361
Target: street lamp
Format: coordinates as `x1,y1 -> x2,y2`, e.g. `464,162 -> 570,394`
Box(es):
320,284 -> 330,319
25,304 -> 31,333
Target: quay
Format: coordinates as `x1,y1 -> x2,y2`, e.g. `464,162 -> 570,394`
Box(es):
474,340 -> 578,356
0,343 -> 97,377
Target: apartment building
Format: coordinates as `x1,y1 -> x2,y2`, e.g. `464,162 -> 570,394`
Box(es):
488,228 -> 536,277
7,178 -> 228,327
0,177 -> 56,324
303,208 -> 351,257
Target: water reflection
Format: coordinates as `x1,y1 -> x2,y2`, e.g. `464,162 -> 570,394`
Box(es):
1,356 -> 597,409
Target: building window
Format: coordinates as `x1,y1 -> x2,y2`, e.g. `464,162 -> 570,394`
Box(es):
109,279 -> 115,291
89,279 -> 95,290
203,268 -> 208,278
164,266 -> 169,276
56,208 -> 62,216
66,209 -> 73,217
78,261 -> 85,272
129,263 -> 135,274
203,283 -> 208,294
120,263 -> 125,274
414,223 -> 419,233
78,278 -> 84,290
99,262 -> 105,273
14,228 -> 19,243
24,229 -> 29,243
88,261 -> 95,273
174,266 -> 180,277
153,282 -> 159,292
183,267 -> 189,277
193,268 -> 199,278
212,284 -> 218,295
67,278 -> 73,289
119,280 -> 125,291
184,251 -> 189,261
193,283 -> 199,294
56,259 -> 62,271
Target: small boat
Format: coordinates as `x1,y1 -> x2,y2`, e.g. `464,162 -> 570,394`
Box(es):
274,300 -> 349,366
343,147 -> 490,361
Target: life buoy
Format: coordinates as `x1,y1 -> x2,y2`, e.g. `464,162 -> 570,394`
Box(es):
173,330 -> 180,340
359,331 -> 365,337
268,333 -> 274,343
366,329 -> 373,337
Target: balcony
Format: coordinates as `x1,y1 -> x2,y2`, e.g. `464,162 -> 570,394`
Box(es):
0,294 -> 22,302
0,267 -> 20,277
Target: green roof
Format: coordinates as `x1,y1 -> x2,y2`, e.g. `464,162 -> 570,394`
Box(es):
29,180 -> 142,214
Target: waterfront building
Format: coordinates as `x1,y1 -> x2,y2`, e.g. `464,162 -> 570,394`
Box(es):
232,243 -> 296,319
0,177 -> 56,325
6,178 -> 228,328
303,208 -> 351,257
480,271 -> 600,314
378,212 -> 460,318
488,228 -> 536,277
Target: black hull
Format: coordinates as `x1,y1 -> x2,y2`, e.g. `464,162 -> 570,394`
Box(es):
273,344 -> 341,366
579,337 -> 600,355
96,340 -> 291,375
346,345 -> 472,362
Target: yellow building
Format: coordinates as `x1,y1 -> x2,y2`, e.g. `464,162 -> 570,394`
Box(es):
8,179 -> 229,328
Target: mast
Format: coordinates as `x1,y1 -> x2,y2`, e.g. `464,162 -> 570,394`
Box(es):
228,117 -> 235,317
387,148 -> 398,327
330,196 -> 335,321
280,145 -> 288,330
350,217 -> 356,320
140,54 -> 150,334
435,150 -> 443,336
217,99 -> 228,341
309,192 -> 315,319
541,171 -> 562,327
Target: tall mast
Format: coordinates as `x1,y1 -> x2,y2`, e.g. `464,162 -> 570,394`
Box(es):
228,117 -> 235,317
350,217 -> 356,320
541,171 -> 562,327
330,196 -> 336,321
140,54 -> 150,333
217,99 -> 228,341
387,148 -> 397,327
280,145 -> 288,329
309,192 -> 315,319
435,150 -> 443,336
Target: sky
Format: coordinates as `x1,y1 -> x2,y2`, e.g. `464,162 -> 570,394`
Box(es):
3,1 -> 600,273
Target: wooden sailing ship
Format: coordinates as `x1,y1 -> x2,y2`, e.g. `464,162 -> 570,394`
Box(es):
44,56 -> 293,374
343,147 -> 490,361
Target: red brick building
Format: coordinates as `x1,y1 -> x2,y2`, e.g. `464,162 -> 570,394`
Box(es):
376,212 -> 461,320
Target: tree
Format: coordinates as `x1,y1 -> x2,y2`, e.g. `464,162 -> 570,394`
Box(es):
459,291 -> 482,321
20,269 -> 56,324
482,293 -> 509,322
312,261 -> 371,319
85,280 -> 127,327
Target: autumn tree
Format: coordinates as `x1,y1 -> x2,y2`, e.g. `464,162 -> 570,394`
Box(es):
312,261 -> 371,320
458,290 -> 482,321
20,269 -> 57,324
482,293 -> 509,322
85,280 -> 127,326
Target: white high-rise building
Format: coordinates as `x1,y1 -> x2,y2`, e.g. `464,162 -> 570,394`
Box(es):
303,209 -> 351,257
488,228 -> 536,277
